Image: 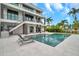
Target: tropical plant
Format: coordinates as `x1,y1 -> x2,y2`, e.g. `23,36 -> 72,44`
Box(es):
68,8 -> 79,20
72,19 -> 79,33
57,20 -> 68,30
47,17 -> 53,26
68,8 -> 79,33
46,25 -> 63,32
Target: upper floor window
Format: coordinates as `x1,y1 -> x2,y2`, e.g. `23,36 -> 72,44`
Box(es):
7,9 -> 18,20
24,14 -> 33,21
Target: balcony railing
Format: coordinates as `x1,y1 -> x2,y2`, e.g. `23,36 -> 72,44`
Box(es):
23,17 -> 43,24
36,20 -> 43,24
23,19 -> 35,22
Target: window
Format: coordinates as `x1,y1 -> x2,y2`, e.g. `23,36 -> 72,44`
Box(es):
30,26 -> 34,33
7,12 -> 11,20
24,14 -> 33,21
36,25 -> 41,33
7,9 -> 18,20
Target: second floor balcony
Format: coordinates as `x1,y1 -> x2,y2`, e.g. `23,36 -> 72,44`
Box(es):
23,17 -> 43,24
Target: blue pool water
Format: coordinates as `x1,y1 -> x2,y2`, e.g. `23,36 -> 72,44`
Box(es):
32,34 -> 70,47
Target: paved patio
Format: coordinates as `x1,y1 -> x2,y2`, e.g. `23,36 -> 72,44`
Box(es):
0,33 -> 79,56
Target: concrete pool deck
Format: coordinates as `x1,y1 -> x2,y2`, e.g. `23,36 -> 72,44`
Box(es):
0,33 -> 79,56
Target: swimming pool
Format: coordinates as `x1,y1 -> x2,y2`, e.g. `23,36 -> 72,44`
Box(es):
32,34 -> 70,47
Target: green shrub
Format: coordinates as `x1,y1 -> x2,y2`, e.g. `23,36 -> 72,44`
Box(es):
46,26 -> 53,32
46,25 -> 63,32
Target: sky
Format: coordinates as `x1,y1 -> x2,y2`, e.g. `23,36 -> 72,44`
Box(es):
35,3 -> 79,25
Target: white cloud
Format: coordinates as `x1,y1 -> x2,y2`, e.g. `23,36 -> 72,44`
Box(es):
42,11 -> 53,18
44,3 -> 55,14
44,3 -> 54,15
44,3 -> 64,14
62,7 -> 70,15
52,3 -> 63,11
45,3 -> 52,12
65,7 -> 70,13
42,11 -> 48,17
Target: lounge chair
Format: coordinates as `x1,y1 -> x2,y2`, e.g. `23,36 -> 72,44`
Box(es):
17,34 -> 34,46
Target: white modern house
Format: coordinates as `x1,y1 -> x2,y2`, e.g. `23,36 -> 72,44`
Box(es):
0,3 -> 45,37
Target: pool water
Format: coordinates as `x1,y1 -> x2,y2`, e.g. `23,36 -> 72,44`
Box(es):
32,34 -> 70,47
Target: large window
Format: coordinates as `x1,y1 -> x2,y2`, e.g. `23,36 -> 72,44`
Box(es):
24,14 -> 33,21
36,25 -> 41,33
7,9 -> 18,20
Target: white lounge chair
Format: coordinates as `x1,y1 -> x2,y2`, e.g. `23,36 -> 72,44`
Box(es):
17,34 -> 34,46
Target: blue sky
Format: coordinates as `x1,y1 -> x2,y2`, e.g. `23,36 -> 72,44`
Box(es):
35,3 -> 79,25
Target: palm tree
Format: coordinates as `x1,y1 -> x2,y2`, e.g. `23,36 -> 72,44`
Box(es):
68,8 -> 79,33
57,20 -> 69,32
47,17 -> 53,26
73,19 -> 79,33
58,20 -> 68,29
68,8 -> 79,20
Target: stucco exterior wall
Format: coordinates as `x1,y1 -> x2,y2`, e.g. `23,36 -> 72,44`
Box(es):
41,26 -> 44,32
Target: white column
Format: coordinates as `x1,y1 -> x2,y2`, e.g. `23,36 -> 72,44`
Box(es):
40,25 -> 42,33
34,25 -> 36,33
19,4 -> 23,8
18,4 -> 23,21
27,24 -> 30,34
33,16 -> 36,22
3,7 -> 7,19
41,26 -> 44,32
0,4 -> 1,18
18,11 -> 23,21
0,4 -> 1,37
